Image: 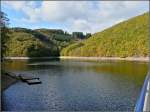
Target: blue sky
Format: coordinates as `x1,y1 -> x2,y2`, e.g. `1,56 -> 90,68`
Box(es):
1,1 -> 149,33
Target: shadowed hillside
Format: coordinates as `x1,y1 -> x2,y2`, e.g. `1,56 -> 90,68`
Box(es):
35,29 -> 76,50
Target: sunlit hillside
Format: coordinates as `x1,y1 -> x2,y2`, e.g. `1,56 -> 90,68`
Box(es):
61,12 -> 149,57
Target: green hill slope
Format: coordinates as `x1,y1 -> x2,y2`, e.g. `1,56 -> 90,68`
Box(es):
35,29 -> 76,50
4,28 -> 77,57
61,12 -> 149,57
4,28 -> 59,57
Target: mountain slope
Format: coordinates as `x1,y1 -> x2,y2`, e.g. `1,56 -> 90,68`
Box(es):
35,29 -> 76,50
61,12 -> 149,57
4,28 -> 77,57
4,28 -> 59,57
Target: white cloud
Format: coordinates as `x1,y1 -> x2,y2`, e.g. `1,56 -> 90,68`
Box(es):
71,19 -> 92,33
39,1 -> 94,22
1,1 -> 149,33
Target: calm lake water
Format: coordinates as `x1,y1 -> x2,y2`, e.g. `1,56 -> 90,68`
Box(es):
2,59 -> 148,111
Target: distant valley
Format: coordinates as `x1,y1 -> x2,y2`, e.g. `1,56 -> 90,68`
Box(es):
4,12 -> 149,58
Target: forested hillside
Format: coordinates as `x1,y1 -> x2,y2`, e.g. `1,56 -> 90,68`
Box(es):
61,12 -> 149,57
4,28 -> 76,57
3,12 -> 149,58
35,29 -> 76,50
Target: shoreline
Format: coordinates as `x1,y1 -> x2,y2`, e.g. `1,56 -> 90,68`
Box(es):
1,74 -> 18,91
4,56 -> 149,62
60,56 -> 149,62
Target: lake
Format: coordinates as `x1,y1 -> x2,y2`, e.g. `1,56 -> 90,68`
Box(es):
1,59 -> 148,111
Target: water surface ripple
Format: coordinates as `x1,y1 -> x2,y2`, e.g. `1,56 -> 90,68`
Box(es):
2,59 -> 148,111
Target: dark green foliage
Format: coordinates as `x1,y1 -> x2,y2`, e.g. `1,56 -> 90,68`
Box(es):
35,29 -> 76,50
36,29 -> 64,34
85,33 -> 91,39
27,44 -> 58,57
72,32 -> 84,39
62,12 -> 149,57
72,32 -> 91,39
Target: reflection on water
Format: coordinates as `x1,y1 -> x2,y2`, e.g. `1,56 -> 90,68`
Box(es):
2,59 -> 148,111
90,61 -> 148,86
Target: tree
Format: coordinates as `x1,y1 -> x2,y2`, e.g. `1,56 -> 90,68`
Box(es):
65,31 -> 69,35
0,11 -> 10,60
85,33 -> 91,38
72,32 -> 84,39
